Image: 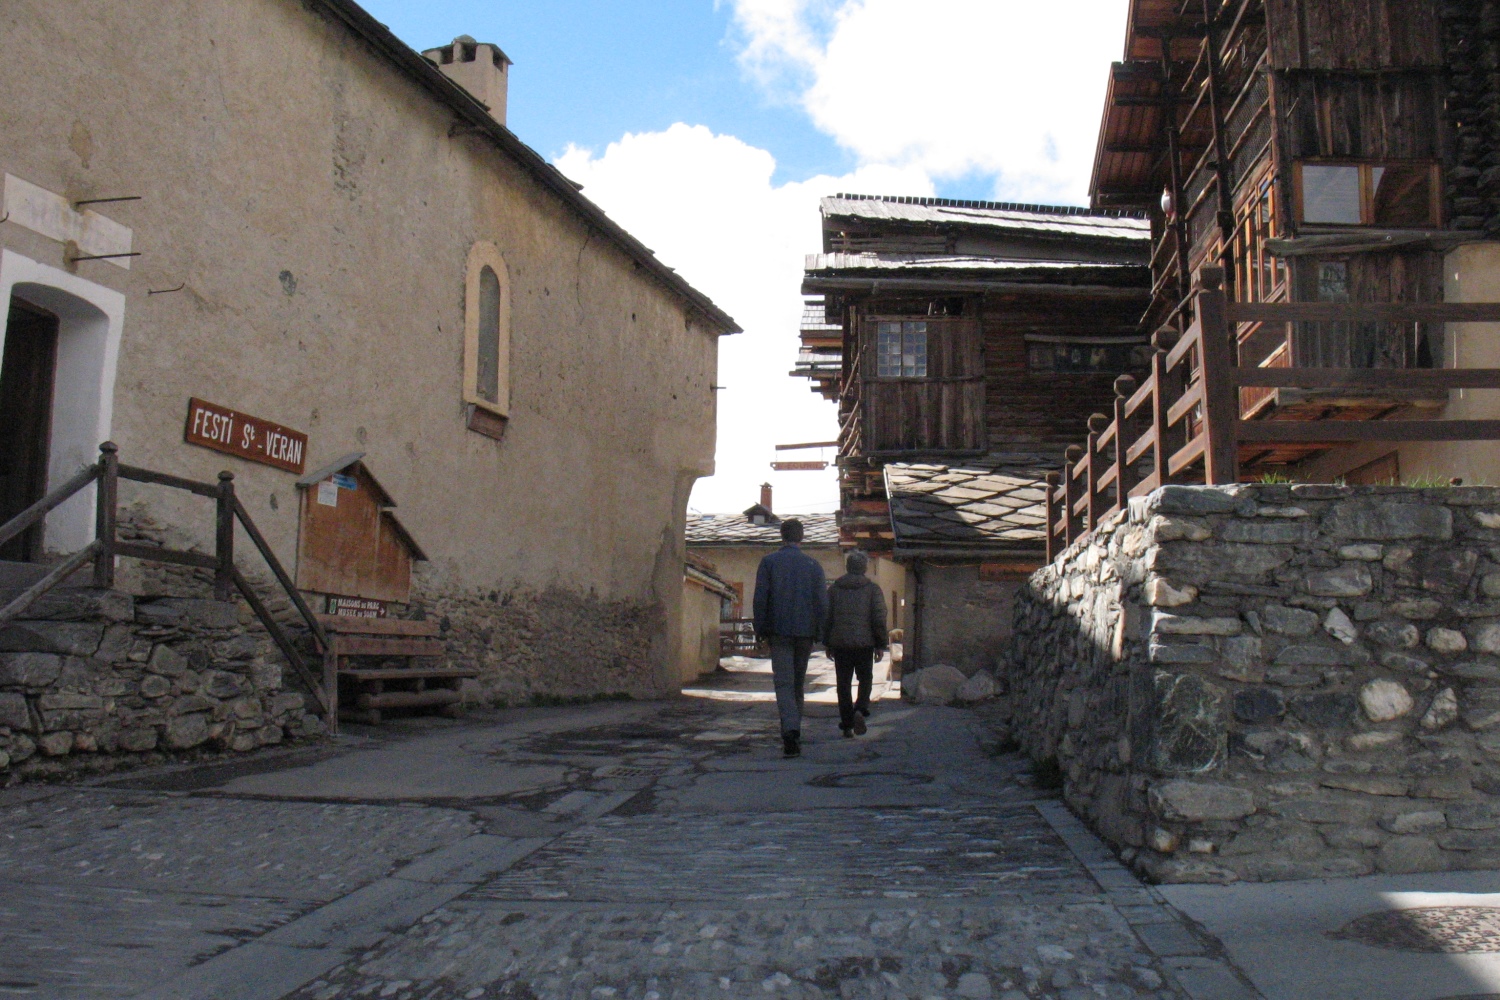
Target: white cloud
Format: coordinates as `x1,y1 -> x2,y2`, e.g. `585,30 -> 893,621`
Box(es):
556,125 -> 931,514
729,0 -> 1129,203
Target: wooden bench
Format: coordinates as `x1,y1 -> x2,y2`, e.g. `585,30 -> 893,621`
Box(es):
317,615 -> 478,725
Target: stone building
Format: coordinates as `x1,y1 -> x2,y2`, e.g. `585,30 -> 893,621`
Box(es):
0,0 -> 737,768
793,195 -> 1151,675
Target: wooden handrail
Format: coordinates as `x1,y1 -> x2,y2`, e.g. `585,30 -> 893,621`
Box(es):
0,464 -> 98,550
0,442 -> 336,725
1230,368 -> 1500,389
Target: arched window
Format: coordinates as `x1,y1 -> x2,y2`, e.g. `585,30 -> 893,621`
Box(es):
476,265 -> 501,403
464,243 -> 510,438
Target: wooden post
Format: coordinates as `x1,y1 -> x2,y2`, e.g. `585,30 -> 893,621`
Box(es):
1150,331 -> 1176,487
1086,414 -> 1109,532
215,471 -> 235,601
1063,445 -> 1083,545
1113,375 -> 1137,503
1044,471 -> 1061,563
1196,267 -> 1240,484
92,442 -> 118,589
1159,36 -> 1192,302
1201,9 -> 1238,284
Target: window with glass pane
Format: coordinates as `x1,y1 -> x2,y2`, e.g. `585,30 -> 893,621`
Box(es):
477,265 -> 501,402
1371,165 -> 1434,227
1301,165 -> 1362,224
1299,162 -> 1438,227
876,320 -> 928,377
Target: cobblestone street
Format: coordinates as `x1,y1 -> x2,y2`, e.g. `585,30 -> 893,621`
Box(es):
3,660 -> 1254,1000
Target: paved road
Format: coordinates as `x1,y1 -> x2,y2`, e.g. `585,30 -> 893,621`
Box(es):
0,658 -> 1253,1000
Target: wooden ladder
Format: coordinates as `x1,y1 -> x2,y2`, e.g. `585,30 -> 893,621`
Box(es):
318,615 -> 478,725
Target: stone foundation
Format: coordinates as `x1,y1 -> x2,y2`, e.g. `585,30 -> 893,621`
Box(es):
0,586 -> 320,781
409,578 -> 667,704
1010,484 -> 1500,883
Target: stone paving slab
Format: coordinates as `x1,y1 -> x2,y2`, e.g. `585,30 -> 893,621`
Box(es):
471,806 -> 1094,904
0,789 -> 475,902
1161,874 -> 1500,1000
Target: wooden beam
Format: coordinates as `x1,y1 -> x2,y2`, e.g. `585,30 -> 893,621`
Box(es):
1228,302 -> 1500,324
1230,368 -> 1500,389
1236,420 -> 1500,443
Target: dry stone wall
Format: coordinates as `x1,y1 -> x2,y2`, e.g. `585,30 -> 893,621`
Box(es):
1010,483 -> 1500,883
0,587 -> 320,781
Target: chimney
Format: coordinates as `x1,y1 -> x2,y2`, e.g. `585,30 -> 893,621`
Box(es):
422,35 -> 512,126
760,483 -> 773,513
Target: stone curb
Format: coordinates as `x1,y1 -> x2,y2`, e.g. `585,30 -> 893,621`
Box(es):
1035,800 -> 1266,1000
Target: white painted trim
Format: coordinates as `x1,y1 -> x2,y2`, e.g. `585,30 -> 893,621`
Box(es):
3,174 -> 133,269
0,250 -> 125,553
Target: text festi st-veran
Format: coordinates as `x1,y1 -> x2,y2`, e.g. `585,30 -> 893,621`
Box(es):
184,398 -> 308,475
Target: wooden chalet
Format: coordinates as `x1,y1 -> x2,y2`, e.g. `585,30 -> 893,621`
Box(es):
795,195 -> 1153,672
1089,0 -> 1500,479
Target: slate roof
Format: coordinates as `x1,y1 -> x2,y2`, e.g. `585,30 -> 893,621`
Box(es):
884,457 -> 1056,552
686,512 -> 840,546
821,195 -> 1150,243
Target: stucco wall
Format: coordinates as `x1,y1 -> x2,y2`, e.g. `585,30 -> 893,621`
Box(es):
0,0 -> 725,695
912,563 -> 1019,676
677,580 -> 723,686
686,545 -> 846,617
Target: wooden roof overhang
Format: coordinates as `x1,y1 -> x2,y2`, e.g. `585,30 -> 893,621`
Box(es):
1089,0 -> 1215,209
801,263 -> 1152,301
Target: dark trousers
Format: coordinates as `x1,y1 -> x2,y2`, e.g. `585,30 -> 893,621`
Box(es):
769,636 -> 813,735
831,646 -> 874,730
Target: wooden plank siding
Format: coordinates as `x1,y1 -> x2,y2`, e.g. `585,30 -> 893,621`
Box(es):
982,297 -> 1142,452
860,311 -> 986,454
1277,73 -> 1446,161
1266,0 -> 1442,71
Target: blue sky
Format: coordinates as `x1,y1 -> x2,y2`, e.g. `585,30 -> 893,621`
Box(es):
362,1 -> 1129,513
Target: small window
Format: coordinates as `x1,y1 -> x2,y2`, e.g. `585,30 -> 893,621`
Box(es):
463,242 -> 510,425
877,321 -> 927,377
1298,162 -> 1438,228
476,266 -> 501,403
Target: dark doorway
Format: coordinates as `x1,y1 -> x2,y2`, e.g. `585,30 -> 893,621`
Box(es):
0,300 -> 59,561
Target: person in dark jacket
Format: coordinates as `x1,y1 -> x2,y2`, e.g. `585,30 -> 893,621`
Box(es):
752,519 -> 828,758
823,550 -> 887,737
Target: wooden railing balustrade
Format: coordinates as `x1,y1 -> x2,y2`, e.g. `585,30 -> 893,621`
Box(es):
1045,266 -> 1500,562
0,443 -> 333,720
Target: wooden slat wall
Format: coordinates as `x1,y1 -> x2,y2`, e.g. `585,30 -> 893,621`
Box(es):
1277,73 -> 1445,160
1288,251 -> 1443,368
1267,0 -> 1441,70
981,295 -> 1145,452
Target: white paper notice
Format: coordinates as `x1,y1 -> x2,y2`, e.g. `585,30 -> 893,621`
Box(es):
317,480 -> 338,507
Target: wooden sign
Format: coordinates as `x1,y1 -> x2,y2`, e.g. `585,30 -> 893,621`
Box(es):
771,461 -> 829,471
184,398 -> 307,474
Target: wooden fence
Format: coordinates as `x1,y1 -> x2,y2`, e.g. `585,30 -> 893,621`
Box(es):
1045,265 -> 1500,561
0,442 -> 334,720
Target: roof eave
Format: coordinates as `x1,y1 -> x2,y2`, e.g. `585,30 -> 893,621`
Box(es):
310,0 -> 741,334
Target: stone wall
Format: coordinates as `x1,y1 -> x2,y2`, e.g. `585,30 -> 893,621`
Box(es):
1010,483 -> 1500,883
0,586 -> 319,781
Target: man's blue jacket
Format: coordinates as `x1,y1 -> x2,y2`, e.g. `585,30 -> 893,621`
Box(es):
752,544 -> 828,639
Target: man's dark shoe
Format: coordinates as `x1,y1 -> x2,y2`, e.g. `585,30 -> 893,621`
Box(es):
856,706 -> 871,718
841,726 -> 853,739
783,732 -> 801,758
852,715 -> 867,735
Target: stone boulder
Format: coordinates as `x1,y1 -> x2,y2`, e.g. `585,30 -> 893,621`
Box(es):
912,664 -> 967,706
955,670 -> 999,704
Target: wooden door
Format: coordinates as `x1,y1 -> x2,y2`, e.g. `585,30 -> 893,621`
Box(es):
0,300 -> 59,561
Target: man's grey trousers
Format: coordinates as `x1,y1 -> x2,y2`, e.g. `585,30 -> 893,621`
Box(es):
768,636 -> 814,736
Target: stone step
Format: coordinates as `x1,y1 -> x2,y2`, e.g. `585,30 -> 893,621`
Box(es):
0,560 -> 51,605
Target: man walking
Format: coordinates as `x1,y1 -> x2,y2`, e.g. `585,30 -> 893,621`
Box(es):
824,551 -> 887,738
752,518 -> 828,758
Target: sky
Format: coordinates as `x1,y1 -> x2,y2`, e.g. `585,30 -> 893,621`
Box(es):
361,0 -> 1131,515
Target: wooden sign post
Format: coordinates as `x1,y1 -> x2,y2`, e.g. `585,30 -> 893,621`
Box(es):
184,398 -> 308,474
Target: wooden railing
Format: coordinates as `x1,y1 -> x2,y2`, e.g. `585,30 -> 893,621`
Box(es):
1045,266 -> 1500,562
0,442 -> 332,718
